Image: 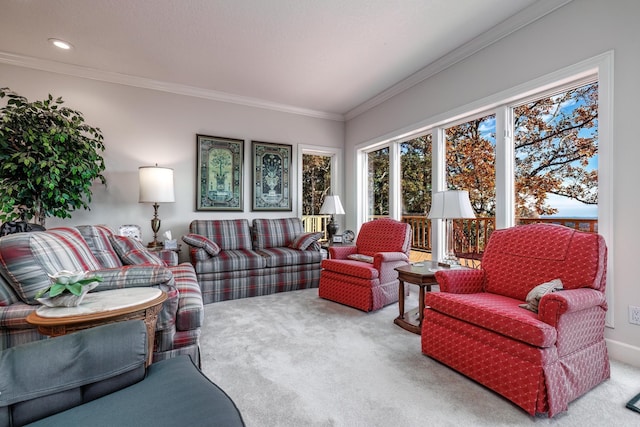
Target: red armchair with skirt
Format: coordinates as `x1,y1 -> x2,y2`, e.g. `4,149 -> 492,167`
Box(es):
422,223 -> 609,417
318,218 -> 411,312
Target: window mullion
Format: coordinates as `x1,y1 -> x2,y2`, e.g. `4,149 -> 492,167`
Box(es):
495,105 -> 514,230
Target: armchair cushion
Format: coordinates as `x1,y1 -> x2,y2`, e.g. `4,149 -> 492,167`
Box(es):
425,291 -> 558,347
108,235 -> 165,266
321,259 -> 379,281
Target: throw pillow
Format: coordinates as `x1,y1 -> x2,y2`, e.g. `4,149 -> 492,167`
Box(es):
182,233 -> 221,256
347,253 -> 374,263
519,278 -> 563,313
108,235 -> 165,266
288,232 -> 323,251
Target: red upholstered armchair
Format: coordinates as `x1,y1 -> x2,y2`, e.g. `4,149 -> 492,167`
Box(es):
422,223 -> 608,417
318,218 -> 411,311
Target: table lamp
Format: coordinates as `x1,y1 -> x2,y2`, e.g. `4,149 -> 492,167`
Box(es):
319,195 -> 345,240
428,190 -> 475,266
139,165 -> 175,248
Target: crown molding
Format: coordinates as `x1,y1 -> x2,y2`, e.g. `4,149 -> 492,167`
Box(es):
344,0 -> 574,121
0,51 -> 345,122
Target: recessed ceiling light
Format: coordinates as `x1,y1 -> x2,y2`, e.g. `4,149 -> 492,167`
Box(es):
48,38 -> 73,50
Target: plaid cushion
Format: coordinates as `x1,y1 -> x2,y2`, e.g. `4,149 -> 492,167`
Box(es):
108,235 -> 165,266
76,225 -> 123,268
258,247 -> 322,268
194,249 -> 266,274
289,232 -> 323,250
253,218 -> 304,249
189,220 -> 252,250
181,234 -> 220,256
0,274 -> 19,306
0,228 -> 102,304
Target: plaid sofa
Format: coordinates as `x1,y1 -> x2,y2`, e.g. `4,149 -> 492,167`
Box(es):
185,218 -> 322,304
0,225 -> 203,365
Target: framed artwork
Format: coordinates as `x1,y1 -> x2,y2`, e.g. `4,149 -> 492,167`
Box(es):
196,134 -> 244,211
251,141 -> 292,211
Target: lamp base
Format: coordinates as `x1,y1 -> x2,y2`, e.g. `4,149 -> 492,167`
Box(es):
326,217 -> 339,240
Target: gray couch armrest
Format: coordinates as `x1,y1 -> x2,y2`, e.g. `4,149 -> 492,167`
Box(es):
0,320 -> 147,426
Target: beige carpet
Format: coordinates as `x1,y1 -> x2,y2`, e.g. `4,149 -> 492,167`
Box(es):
200,288 -> 640,426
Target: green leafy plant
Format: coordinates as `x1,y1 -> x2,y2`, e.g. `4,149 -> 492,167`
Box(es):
35,270 -> 103,298
0,88 -> 106,226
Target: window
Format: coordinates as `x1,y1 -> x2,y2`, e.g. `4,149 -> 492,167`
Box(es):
356,52 -> 612,325
302,154 -> 331,215
367,147 -> 390,219
297,146 -> 342,236
445,114 -> 496,216
513,82 -> 598,232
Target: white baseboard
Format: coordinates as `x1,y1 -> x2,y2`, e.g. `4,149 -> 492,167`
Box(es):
606,338 -> 640,368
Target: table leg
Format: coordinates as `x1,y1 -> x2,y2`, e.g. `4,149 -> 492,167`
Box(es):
398,279 -> 405,319
418,285 -> 426,327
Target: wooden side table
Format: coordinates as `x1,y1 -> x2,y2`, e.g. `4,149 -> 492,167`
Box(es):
394,261 -> 445,335
26,287 -> 167,366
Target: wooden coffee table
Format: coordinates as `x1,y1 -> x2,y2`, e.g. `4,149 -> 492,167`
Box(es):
394,261 -> 448,334
27,287 -> 167,366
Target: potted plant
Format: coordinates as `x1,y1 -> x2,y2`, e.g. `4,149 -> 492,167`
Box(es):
35,270 -> 103,307
0,88 -> 106,227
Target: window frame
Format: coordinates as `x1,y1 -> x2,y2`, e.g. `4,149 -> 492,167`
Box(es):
355,51 -> 614,327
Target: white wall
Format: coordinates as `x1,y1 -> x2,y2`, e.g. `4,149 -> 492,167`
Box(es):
345,0 -> 640,366
0,63 -> 344,260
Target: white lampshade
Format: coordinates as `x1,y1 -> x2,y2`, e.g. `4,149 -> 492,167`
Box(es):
428,190 -> 475,219
139,166 -> 175,203
319,195 -> 345,215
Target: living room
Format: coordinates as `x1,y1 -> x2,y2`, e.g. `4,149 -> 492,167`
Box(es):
1,0 -> 639,425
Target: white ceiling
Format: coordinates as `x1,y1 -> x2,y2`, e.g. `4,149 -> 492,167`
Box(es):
0,0 -> 565,120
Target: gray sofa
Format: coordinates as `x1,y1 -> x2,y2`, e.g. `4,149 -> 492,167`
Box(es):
184,218 -> 322,304
0,320 -> 244,427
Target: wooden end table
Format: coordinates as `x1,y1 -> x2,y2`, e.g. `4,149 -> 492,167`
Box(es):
27,287 -> 167,366
394,261 -> 446,335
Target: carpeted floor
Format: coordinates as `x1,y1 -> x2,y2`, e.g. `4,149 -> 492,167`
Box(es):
200,288 -> 640,426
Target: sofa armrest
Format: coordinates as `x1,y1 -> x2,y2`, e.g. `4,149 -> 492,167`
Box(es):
93,265 -> 174,289
92,266 -> 179,331
0,321 -> 147,426
538,287 -> 608,327
434,268 -> 485,294
157,250 -> 179,267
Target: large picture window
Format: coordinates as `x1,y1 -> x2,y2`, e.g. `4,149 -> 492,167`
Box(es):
356,52 -> 612,325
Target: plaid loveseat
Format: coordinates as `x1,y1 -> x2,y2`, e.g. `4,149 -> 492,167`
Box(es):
184,218 -> 322,304
0,225 -> 203,365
